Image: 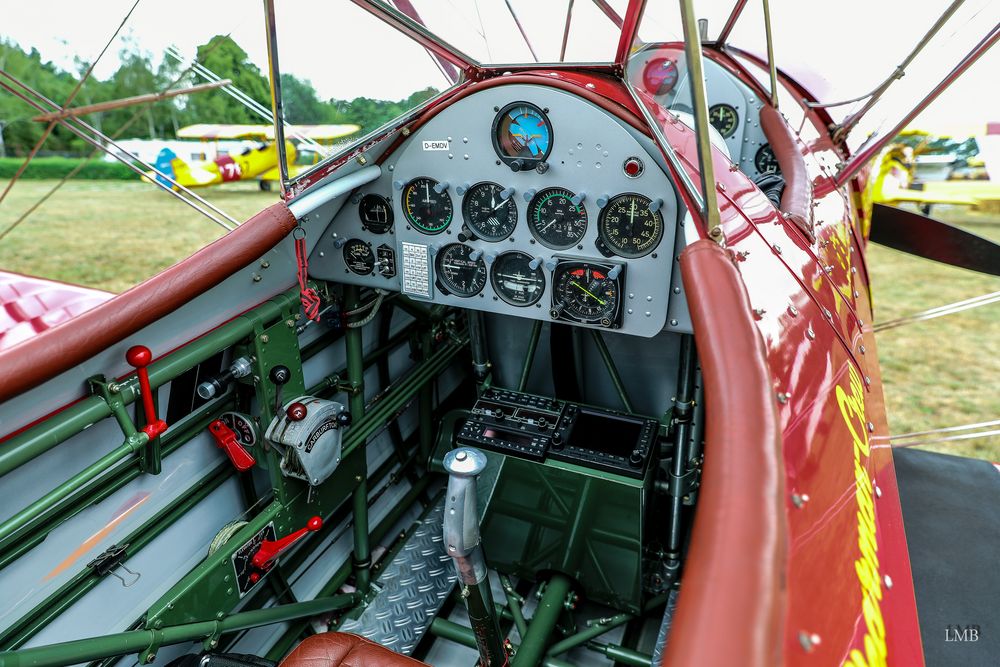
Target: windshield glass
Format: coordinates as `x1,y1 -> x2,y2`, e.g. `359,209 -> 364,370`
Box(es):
367,0 -> 628,65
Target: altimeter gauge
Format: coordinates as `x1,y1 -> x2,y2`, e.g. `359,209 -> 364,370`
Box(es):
463,182 -> 517,241
598,194 -> 664,258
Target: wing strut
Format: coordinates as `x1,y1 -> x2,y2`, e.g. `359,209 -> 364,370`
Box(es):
835,23 -> 999,187
0,73 -> 238,231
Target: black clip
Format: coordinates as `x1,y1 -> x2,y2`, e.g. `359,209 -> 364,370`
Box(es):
87,543 -> 141,587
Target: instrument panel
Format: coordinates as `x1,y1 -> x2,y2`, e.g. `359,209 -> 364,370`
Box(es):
311,85 -> 681,338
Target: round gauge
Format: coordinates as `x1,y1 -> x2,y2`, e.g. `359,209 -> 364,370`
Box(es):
598,194 -> 664,258
755,145 -> 781,175
358,194 -> 393,234
709,104 -> 739,138
402,177 -> 453,234
492,102 -> 552,167
491,251 -> 545,307
435,244 -> 487,297
551,262 -> 621,326
463,182 -> 517,241
343,239 -> 376,275
642,57 -> 680,96
527,188 -> 588,250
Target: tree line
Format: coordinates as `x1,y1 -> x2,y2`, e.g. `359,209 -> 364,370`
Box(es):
0,35 -> 438,157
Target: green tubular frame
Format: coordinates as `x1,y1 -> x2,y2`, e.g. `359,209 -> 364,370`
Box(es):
0,464 -> 233,650
0,595 -> 358,667
518,320 -> 544,392
344,286 -> 372,596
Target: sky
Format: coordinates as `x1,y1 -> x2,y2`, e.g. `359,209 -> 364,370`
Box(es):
2,0 -> 997,144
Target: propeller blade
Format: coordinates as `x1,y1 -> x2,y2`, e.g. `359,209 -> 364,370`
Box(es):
870,204 -> 1000,277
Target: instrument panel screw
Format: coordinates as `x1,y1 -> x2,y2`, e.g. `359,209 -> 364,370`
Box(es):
252,273 -> 262,282
806,326 -> 815,340
776,392 -> 790,404
260,335 -> 269,344
146,654 -> 157,664
791,493 -> 808,508
753,307 -> 766,318
260,260 -> 270,269
867,421 -> 874,433
884,574 -> 893,589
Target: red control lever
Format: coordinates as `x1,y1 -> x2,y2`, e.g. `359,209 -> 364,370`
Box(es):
126,345 -> 168,439
208,420 -> 256,471
251,516 -> 323,569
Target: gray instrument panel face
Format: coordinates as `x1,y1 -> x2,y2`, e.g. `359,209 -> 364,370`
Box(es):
311,84 -> 681,338
628,46 -> 776,179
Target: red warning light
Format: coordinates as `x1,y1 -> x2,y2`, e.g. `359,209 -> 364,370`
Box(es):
623,157 -> 644,178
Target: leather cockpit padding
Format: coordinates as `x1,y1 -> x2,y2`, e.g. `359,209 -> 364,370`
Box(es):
662,240 -> 787,667
279,633 -> 428,667
0,202 -> 297,403
759,104 -> 814,240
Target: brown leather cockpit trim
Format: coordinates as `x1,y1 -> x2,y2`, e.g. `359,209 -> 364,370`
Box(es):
662,240 -> 787,667
760,104 -> 814,240
279,633 -> 429,667
0,202 -> 296,403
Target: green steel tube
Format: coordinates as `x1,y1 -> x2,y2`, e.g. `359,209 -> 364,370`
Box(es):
428,619 -> 574,667
0,404 -> 231,567
344,286 -> 371,596
0,595 -> 356,667
1,464 -> 233,650
0,435 -> 146,544
417,332 -> 434,465
589,330 -> 634,413
0,291 -> 296,479
586,641 -> 653,666
341,338 -> 465,459
499,574 -> 528,639
513,574 -> 574,667
518,320 -> 543,392
545,612 -> 631,657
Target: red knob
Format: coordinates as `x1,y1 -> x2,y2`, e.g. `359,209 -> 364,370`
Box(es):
287,402 -> 308,421
209,420 -> 256,471
126,345 -> 167,439
126,345 -> 152,368
251,516 -> 323,569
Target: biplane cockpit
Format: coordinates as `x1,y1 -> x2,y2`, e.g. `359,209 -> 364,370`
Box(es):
1,1 -> 997,667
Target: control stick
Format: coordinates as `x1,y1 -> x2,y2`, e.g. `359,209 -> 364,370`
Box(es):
443,448 -> 507,666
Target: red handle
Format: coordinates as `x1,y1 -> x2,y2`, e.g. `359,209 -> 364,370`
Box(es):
126,345 -> 168,439
251,516 -> 323,569
208,420 -> 256,471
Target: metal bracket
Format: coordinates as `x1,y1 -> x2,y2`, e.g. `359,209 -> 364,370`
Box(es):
667,469 -> 697,498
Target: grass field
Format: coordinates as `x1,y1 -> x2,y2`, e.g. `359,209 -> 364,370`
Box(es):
1,179 -> 998,460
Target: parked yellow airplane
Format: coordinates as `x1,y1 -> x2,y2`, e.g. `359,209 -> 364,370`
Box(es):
148,123 -> 359,190
872,122 -> 1000,214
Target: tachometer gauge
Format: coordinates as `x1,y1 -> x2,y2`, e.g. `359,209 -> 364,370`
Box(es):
491,251 -> 545,307
708,104 -> 739,138
358,194 -> 393,234
598,193 -> 664,259
755,145 -> 781,175
551,262 -> 622,327
642,57 -> 680,96
463,182 -> 517,241
527,188 -> 588,250
343,239 -> 376,275
492,102 -> 552,168
402,177 -> 453,234
435,243 -> 487,297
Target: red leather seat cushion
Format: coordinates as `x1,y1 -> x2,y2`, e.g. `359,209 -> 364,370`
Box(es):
279,633 -> 429,667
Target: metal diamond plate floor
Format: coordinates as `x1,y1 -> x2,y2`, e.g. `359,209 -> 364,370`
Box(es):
340,500 -> 457,655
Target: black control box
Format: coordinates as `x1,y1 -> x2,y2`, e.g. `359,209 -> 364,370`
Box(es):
457,388 -> 658,478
